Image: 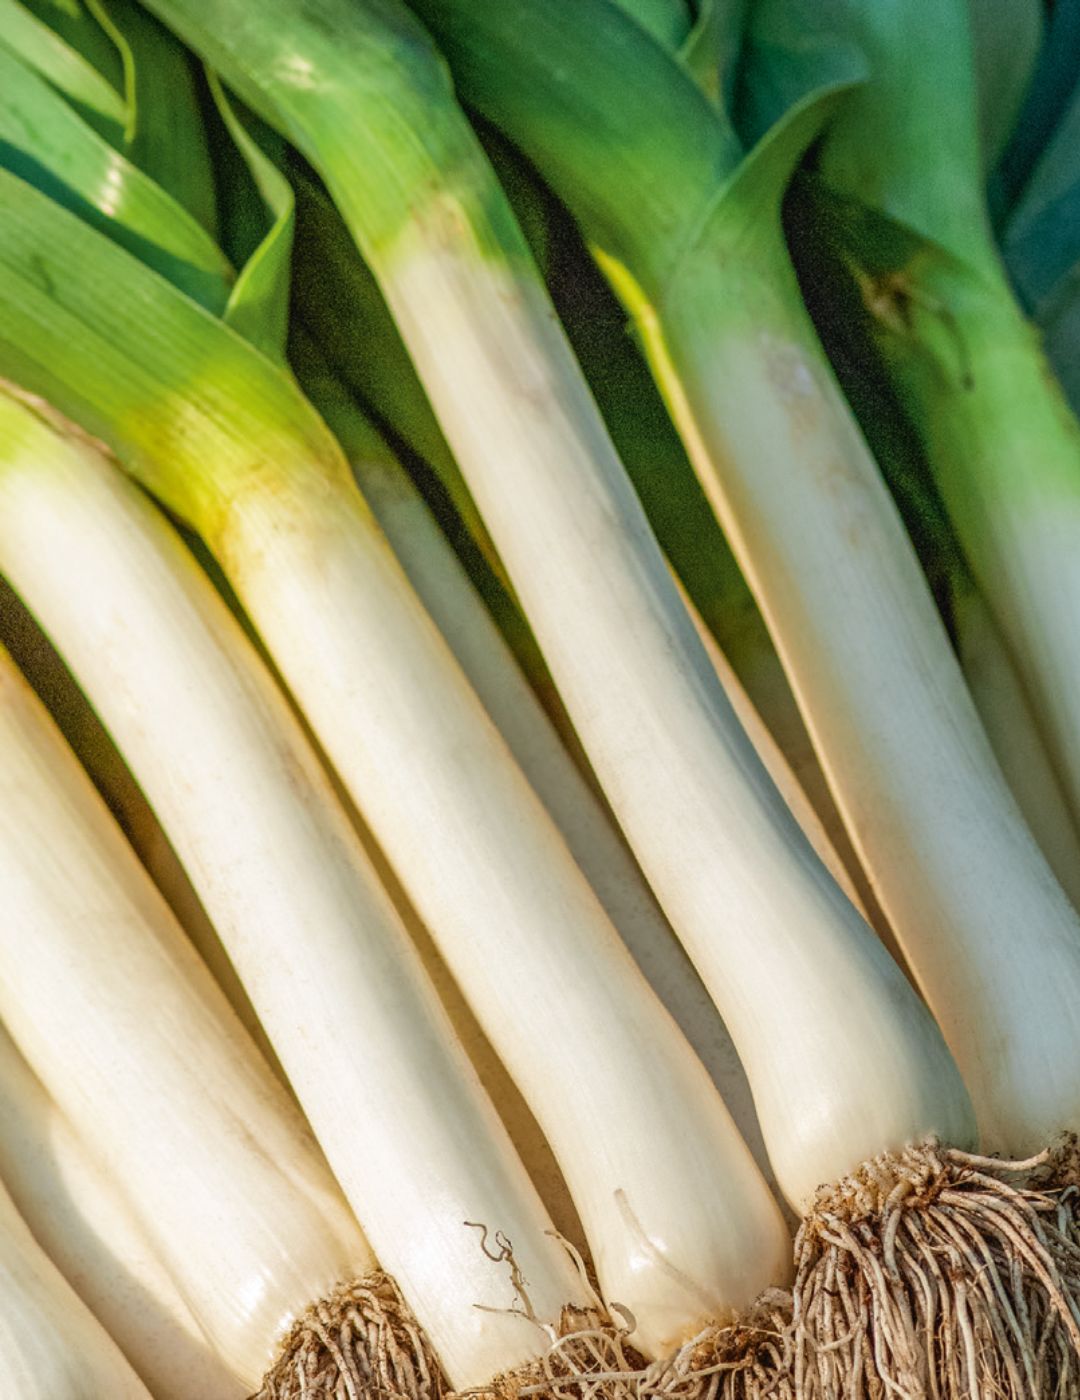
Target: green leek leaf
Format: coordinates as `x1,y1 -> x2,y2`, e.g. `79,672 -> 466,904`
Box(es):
0,167 -> 337,526
967,0 -> 1042,170
87,0 -> 217,232
741,0 -> 993,274
0,0 -> 124,143
17,0 -> 123,92
1003,67 -> 1080,313
680,0 -> 746,109
992,0 -> 1080,223
0,42 -> 230,311
206,76 -> 294,363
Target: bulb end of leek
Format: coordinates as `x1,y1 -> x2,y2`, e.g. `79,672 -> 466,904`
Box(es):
790,1138 -> 1080,1397
255,1271 -> 447,1400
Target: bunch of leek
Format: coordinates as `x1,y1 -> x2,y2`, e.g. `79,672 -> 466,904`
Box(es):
2,0 -> 1080,1396
0,9 -> 793,1393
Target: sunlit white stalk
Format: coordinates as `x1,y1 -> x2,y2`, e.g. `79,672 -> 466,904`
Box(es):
656,261 -> 1080,1155
0,1173 -> 152,1400
321,385 -> 775,1185
0,582 -> 282,1077
0,1021 -> 243,1400
674,573 -> 867,919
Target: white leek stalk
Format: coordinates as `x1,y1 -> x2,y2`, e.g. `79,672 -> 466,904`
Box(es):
0,1173 -> 153,1400
392,0 -> 1080,1172
674,574 -> 866,918
656,267 -> 1080,1157
124,0 -> 967,1203
0,579 -> 282,1077
311,373 -> 776,1183
0,1021 -> 243,1400
0,649 -> 383,1388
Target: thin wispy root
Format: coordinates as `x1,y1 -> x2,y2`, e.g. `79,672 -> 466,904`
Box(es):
454,1229 -> 794,1400
469,1296 -> 795,1400
254,1270 -> 448,1400
790,1136 -> 1080,1398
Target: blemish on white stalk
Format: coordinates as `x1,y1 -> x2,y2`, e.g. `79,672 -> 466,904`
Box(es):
759,335 -> 817,401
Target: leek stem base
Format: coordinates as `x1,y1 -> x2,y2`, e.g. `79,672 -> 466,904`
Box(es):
791,1138 -> 1080,1398
254,1271 -> 446,1400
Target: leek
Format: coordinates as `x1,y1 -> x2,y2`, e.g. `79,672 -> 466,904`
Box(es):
0,607 -> 412,1392
0,384 -> 603,1389
504,171 -> 882,924
783,179 -> 1080,907
0,1020 -> 242,1399
127,0 -> 965,1227
0,0 -> 125,143
295,341 -> 778,1185
0,579 -> 285,1079
0,1172 -> 152,1399
742,0 -> 1080,871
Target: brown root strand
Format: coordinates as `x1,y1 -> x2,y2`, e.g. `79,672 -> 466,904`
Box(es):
456,1294 -> 796,1400
253,1270 -> 448,1400
790,1136 -> 1080,1398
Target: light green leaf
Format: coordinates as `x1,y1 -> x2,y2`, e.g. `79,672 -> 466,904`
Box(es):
680,0 -> 747,109
17,0 -> 123,90
0,42 -> 231,311
0,0 -> 124,142
0,167 -> 338,527
205,75 -> 294,363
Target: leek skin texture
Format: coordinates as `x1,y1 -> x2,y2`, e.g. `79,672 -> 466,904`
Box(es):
411,0 -> 1080,1159
0,1175 -> 153,1400
525,177 -> 883,927
0,635 -> 373,1385
138,0 -> 972,1201
86,0 -> 218,234
17,0 -> 123,92
289,168 -> 512,598
0,396 -> 595,1387
967,0 -> 1043,169
951,579 -> 1080,911
783,186 -> 1080,912
874,252 -> 1080,836
0,1022 -> 243,1400
301,354 -> 778,1193
0,579 -> 284,1081
756,0 -> 1080,846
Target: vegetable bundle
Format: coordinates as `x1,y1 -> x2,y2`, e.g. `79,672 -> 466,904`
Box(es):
0,1 -> 1078,1397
